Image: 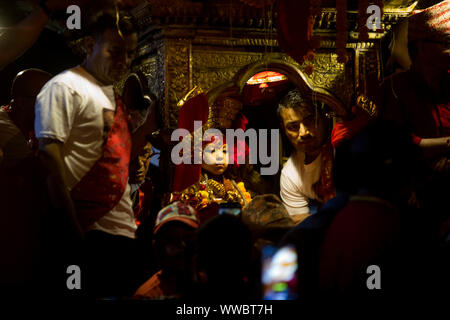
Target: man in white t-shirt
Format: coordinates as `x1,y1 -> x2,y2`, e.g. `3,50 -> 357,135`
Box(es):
34,10 -> 144,297
278,89 -> 333,224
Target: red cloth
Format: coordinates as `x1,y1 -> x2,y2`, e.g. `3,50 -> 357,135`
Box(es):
381,71 -> 445,139
70,93 -> 132,229
411,133 -> 423,145
331,115 -> 371,149
242,80 -> 289,106
318,198 -> 400,292
276,0 -> 317,65
132,187 -> 145,225
230,113 -> 250,167
313,142 -> 335,203
172,94 -> 209,192
434,102 -> 450,137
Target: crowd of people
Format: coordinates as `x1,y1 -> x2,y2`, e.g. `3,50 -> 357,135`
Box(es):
0,0 -> 448,307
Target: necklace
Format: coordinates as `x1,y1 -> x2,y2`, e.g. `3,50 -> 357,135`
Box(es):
169,173 -> 252,210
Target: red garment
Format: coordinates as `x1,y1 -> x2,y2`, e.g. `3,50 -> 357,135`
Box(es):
172,94 -> 209,192
411,133 -> 423,145
434,102 -> 450,137
70,93 -> 132,229
230,112 -> 250,167
132,187 -> 145,225
313,142 -> 335,203
381,71 -> 446,139
242,80 -> 289,106
318,197 -> 400,292
331,114 -> 371,148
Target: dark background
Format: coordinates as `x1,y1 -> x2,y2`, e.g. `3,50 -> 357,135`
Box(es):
0,0 -> 82,105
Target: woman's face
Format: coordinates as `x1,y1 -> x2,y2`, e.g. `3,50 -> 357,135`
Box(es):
202,142 -> 229,175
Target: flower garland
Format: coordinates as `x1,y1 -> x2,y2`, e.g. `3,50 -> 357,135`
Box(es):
336,0 -> 349,63
275,0 -> 322,75
170,174 -> 251,211
305,0 -> 322,75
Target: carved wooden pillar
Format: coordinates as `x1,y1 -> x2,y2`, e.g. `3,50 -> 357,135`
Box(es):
165,39 -> 192,128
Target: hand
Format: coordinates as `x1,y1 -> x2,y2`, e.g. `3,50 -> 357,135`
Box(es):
291,213 -> 310,225
431,156 -> 450,175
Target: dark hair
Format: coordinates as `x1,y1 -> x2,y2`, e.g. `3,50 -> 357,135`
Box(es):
277,89 -> 315,122
277,89 -> 331,157
333,120 -> 421,202
196,214 -> 252,276
87,10 -> 138,38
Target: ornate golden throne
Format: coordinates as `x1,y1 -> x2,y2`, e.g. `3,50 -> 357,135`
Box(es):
127,0 -> 419,193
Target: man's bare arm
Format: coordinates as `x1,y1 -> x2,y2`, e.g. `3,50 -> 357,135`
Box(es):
419,137 -> 450,158
38,138 -> 84,241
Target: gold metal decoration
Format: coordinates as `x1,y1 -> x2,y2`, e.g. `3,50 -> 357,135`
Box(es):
356,94 -> 378,117
168,173 -> 251,210
177,85 -> 202,107
127,0 -> 419,129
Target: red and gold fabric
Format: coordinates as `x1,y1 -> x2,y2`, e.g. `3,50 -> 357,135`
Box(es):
313,142 -> 335,203
70,93 -> 132,229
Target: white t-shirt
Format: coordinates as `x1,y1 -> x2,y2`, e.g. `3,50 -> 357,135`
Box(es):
0,108 -> 31,168
280,151 -> 322,216
35,66 -> 137,239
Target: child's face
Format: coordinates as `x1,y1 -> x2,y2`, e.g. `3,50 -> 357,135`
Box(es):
202,143 -> 229,176
157,224 -> 196,272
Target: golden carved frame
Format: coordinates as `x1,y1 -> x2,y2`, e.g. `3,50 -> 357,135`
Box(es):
207,59 -> 349,119
130,1 -> 416,129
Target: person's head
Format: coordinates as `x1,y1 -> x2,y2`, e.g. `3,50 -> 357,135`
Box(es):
407,1 -> 450,97
10,69 -> 52,131
153,202 -> 199,272
278,89 -> 327,155
129,141 -> 153,184
83,10 -> 138,84
201,131 -> 229,176
340,120 -> 420,203
196,214 -> 252,282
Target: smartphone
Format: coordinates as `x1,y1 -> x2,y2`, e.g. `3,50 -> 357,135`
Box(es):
261,244 -> 298,300
218,202 -> 242,216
